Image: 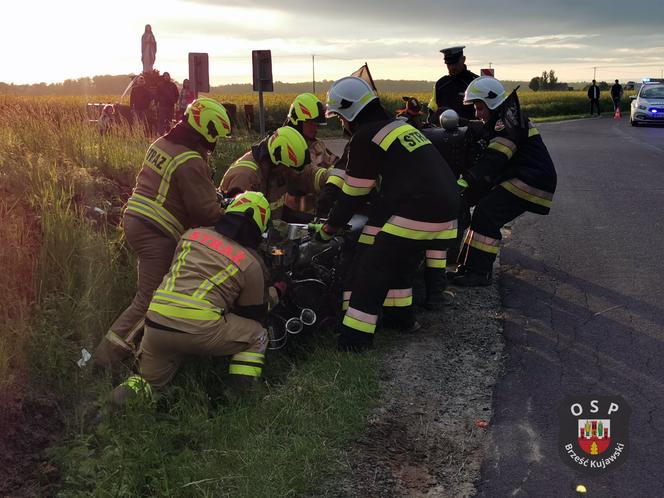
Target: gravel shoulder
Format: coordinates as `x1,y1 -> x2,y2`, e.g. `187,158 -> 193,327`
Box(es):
315,278 -> 504,498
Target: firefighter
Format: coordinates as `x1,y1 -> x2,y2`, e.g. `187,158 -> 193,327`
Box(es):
284,92 -> 339,168
453,76 -> 557,287
395,96 -> 426,129
110,191 -> 272,405
316,76 -> 460,351
94,98 -> 232,372
427,46 -> 478,125
219,126 -> 328,223
283,93 -> 339,215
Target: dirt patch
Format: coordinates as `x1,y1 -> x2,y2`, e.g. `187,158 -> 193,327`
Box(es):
0,188 -> 63,496
317,281 -> 504,498
0,383 -> 62,497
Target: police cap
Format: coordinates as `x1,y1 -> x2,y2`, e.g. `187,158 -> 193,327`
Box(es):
440,46 -> 465,64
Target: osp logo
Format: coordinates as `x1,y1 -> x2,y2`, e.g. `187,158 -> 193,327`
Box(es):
558,396 -> 630,474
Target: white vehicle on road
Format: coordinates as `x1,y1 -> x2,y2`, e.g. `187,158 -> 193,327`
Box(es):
630,82 -> 664,126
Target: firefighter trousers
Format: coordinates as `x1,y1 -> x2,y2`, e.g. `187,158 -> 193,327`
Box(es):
459,186 -> 529,274
340,231 -> 441,350
94,215 -> 177,370
139,314 -> 268,390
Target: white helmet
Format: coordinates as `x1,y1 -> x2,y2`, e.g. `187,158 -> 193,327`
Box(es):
463,76 -> 507,110
439,109 -> 459,130
325,76 -> 378,122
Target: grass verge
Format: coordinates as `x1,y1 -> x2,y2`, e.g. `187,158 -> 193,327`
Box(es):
50,343 -> 379,497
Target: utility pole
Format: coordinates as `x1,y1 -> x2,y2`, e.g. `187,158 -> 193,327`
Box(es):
488,62 -> 492,69
312,55 -> 316,93
593,66 -> 597,80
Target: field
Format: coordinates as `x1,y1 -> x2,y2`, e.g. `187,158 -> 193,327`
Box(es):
0,90 -> 627,495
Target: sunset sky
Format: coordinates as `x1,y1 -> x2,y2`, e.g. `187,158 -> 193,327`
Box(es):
3,0 -> 664,85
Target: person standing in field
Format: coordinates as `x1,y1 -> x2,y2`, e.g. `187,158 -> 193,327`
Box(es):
156,72 -> 179,134
178,79 -> 196,117
141,24 -> 157,73
588,79 -> 601,116
93,98 -> 232,372
611,79 -> 623,111
129,75 -> 151,128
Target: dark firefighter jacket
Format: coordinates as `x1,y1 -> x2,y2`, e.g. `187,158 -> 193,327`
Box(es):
466,91 -> 557,215
327,118 -> 460,239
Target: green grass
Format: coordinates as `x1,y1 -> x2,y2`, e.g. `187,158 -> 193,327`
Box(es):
51,345 -> 379,497
0,95 -> 380,496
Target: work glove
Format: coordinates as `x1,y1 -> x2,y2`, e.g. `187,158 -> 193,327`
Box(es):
309,223 -> 335,243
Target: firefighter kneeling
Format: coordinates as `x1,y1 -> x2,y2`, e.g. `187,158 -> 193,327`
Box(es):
111,192 -> 272,405
453,77 -> 557,286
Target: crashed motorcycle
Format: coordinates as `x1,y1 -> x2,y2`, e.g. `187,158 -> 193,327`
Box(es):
262,215 -> 367,349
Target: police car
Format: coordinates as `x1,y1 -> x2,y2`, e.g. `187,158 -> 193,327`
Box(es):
630,79 -> 664,126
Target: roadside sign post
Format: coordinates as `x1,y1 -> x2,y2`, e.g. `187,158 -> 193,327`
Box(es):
188,53 -> 210,99
481,68 -> 495,77
252,50 -> 274,137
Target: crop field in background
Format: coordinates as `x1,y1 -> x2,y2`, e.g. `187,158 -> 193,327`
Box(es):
0,90 -> 632,494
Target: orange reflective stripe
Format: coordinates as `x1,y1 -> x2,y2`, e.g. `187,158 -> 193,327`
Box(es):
383,288 -> 413,308
500,178 -> 553,208
346,307 -> 378,324
388,216 -> 456,232
467,231 -> 500,254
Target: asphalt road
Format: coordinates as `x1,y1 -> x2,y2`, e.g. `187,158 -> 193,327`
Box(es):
476,117 -> 664,497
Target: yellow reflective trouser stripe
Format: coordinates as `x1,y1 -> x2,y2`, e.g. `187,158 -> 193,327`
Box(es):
377,124 -> 412,151
164,241 -> 192,291
105,330 -> 133,351
153,290 -> 220,311
125,195 -> 184,240
342,301 -> 349,311
341,183 -> 372,196
468,239 -> 500,254
501,181 -> 553,208
358,233 -> 375,245
231,352 -> 265,364
147,302 -> 221,321
382,295 -> 413,307
155,152 -> 200,204
426,258 -> 447,268
314,167 -> 326,191
529,127 -> 540,137
193,263 -> 239,299
342,315 -> 376,334
326,175 -> 345,188
381,223 -> 457,241
488,141 -> 514,160
229,364 -> 262,377
230,160 -> 259,171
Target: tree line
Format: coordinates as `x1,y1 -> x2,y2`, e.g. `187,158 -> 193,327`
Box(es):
1,74 -> 530,96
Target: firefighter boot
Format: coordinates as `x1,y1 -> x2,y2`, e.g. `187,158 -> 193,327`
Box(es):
223,375 -> 260,403
451,270 -> 492,287
381,307 -> 422,334
424,267 -> 454,310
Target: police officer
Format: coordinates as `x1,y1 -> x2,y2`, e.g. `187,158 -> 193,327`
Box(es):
428,46 -> 478,124
110,191 -> 273,404
453,76 -> 557,286
317,76 -> 460,351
